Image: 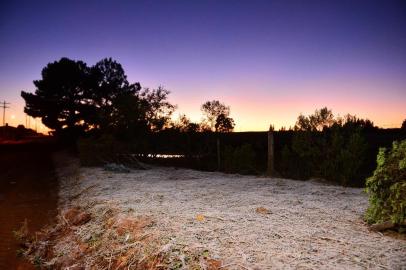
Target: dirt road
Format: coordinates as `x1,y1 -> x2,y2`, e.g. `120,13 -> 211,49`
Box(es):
0,141 -> 58,269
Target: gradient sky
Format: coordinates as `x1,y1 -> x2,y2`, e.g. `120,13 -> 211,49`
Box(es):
0,0 -> 405,132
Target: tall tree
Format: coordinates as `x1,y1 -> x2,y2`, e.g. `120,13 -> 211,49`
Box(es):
141,86 -> 176,132
294,114 -> 312,131
201,100 -> 234,132
309,107 -> 334,131
215,113 -> 235,132
89,58 -> 142,130
21,57 -> 176,139
295,107 -> 334,131
21,58 -> 90,134
341,114 -> 376,131
172,114 -> 200,133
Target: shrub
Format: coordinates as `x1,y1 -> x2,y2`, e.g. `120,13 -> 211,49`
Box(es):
365,140 -> 406,225
279,128 -> 368,186
77,134 -> 136,166
223,144 -> 256,174
320,129 -> 367,186
337,131 -> 368,185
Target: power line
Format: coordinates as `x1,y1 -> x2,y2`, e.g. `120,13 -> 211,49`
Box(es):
0,101 -> 10,126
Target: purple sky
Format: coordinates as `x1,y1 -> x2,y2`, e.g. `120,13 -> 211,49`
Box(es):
1,0 -> 405,131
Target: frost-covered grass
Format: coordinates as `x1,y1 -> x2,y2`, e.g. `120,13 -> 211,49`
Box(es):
51,165 -> 406,269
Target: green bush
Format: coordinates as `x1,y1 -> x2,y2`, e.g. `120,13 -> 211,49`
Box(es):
223,144 -> 256,174
365,140 -> 406,225
279,129 -> 368,186
320,129 -> 367,186
279,131 -> 321,180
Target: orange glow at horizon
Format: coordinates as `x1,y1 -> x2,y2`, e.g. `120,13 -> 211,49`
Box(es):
5,103 -> 404,133
168,77 -> 406,131
5,77 -> 406,133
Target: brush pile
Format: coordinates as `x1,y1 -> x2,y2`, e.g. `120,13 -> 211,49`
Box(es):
22,205 -> 221,269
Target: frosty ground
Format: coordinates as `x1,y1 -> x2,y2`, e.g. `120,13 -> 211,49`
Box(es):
45,158 -> 406,270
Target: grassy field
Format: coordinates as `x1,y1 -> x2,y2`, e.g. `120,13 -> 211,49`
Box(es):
24,155 -> 406,269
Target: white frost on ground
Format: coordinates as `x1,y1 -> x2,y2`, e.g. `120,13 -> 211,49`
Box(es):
65,166 -> 405,269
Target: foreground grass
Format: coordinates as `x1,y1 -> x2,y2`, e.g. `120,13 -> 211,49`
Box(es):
22,156 -> 406,269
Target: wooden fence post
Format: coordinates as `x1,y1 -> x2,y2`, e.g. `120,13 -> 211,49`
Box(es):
267,125 -> 274,177
217,137 -> 221,171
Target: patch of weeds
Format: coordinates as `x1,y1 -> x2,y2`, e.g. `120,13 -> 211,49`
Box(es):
86,234 -> 101,248
16,248 -> 25,257
170,260 -> 183,270
184,255 -> 191,263
202,249 -> 209,258
33,255 -> 43,268
12,219 -> 28,242
12,230 -> 24,242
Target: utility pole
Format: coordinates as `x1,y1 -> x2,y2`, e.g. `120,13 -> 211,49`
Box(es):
0,101 -> 10,126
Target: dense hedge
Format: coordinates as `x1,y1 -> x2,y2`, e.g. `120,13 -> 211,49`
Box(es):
223,144 -> 257,174
279,128 -> 368,186
365,140 -> 406,226
77,128 -> 406,187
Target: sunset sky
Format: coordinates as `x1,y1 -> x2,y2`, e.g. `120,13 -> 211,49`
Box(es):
0,0 -> 405,132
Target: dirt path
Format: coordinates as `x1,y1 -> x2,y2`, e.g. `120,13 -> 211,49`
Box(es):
44,166 -> 405,269
0,141 -> 59,269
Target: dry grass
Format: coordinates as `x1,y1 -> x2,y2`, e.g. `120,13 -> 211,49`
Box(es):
27,161 -> 406,269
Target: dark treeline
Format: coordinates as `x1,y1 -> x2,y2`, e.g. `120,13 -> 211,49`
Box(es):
21,57 -> 235,142
22,57 -> 175,140
277,108 -> 406,186
279,108 -> 376,186
129,108 -> 406,187
0,125 -> 41,141
22,58 -> 406,187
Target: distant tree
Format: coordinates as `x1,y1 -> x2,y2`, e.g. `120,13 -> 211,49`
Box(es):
201,100 -> 234,132
141,86 -> 176,132
201,100 -> 229,130
199,122 -> 212,132
401,119 -> 406,130
342,114 -> 376,131
215,113 -> 235,132
21,58 -> 90,135
294,108 -> 376,132
308,107 -> 334,131
187,122 -> 201,133
294,114 -> 312,131
294,107 -> 337,131
173,114 -> 200,133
